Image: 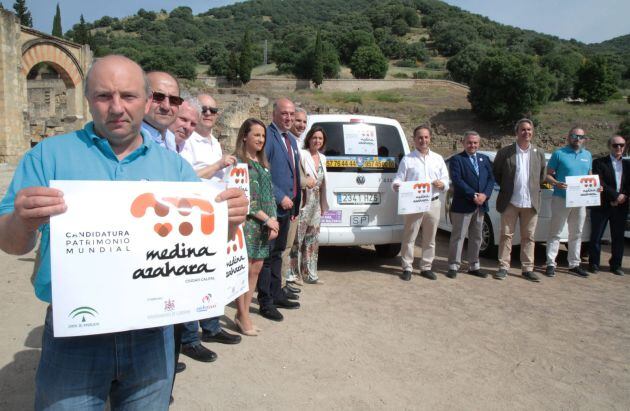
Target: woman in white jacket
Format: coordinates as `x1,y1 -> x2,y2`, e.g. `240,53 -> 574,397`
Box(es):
287,126 -> 329,284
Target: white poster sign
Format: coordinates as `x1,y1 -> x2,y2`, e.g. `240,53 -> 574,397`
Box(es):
49,180 -> 228,337
398,181 -> 433,215
565,175 -> 601,207
224,224 -> 248,303
224,162 -> 250,212
343,124 -> 378,156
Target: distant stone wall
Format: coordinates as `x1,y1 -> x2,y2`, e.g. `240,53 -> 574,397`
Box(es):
198,76 -> 469,94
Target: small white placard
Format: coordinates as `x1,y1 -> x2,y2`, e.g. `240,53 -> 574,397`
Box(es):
398,181 -> 433,214
565,175 -> 601,207
343,124 -> 378,156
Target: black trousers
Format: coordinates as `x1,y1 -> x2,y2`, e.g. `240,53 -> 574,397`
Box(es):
257,211 -> 291,309
589,205 -> 628,269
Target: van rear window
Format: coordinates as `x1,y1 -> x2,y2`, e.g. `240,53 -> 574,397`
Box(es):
312,122 -> 405,173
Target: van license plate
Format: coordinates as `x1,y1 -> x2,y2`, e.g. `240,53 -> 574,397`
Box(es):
350,214 -> 369,226
337,193 -> 380,205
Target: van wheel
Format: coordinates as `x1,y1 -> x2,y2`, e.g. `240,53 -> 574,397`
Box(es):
375,243 -> 401,258
479,214 -> 497,258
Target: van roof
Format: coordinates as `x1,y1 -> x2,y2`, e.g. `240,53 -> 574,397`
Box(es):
307,114 -> 402,127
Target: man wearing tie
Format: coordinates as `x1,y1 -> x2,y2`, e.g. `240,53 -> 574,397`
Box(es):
447,131 -> 495,279
258,98 -> 302,321
588,135 -> 630,276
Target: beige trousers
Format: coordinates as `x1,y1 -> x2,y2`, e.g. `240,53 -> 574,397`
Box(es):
498,203 -> 538,271
400,199 -> 441,271
282,217 -> 300,283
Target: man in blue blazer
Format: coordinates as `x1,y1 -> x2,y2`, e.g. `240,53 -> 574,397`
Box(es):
447,131 -> 495,278
258,98 -> 302,321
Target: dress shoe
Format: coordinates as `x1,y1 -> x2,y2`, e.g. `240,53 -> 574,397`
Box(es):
446,269 -> 457,279
305,278 -> 324,284
202,329 -> 242,344
284,283 -> 301,293
467,269 -> 487,278
493,269 -> 508,280
180,343 -> 217,362
420,270 -> 437,280
234,316 -> 258,336
175,362 -> 186,373
522,271 -> 540,283
260,306 -> 284,321
170,395 -> 174,405
588,264 -> 599,274
544,265 -> 555,277
568,266 -> 588,278
610,267 -> 624,276
275,298 -> 300,309
284,290 -> 299,300
400,270 -> 412,281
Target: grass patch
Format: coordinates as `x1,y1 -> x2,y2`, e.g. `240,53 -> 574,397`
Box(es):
331,92 -> 363,104
372,91 -> 404,103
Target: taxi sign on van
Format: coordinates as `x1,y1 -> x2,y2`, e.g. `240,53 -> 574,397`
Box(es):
326,156 -> 396,169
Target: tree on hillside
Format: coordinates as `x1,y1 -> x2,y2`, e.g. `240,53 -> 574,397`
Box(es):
337,30 -> 375,65
574,56 -> 618,103
468,52 -> 555,122
446,43 -> 492,85
72,14 -> 89,45
312,30 -> 324,87
432,21 -> 478,57
238,31 -> 254,84
226,50 -> 239,83
350,44 -> 388,79
13,0 -> 32,27
540,48 -> 584,100
52,3 -> 62,37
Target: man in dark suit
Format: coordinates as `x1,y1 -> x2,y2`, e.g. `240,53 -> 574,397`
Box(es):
258,98 -> 302,321
589,135 -> 630,276
492,118 -> 546,282
447,131 -> 495,279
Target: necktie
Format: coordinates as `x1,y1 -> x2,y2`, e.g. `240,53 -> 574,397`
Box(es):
283,132 -> 297,198
471,154 -> 479,175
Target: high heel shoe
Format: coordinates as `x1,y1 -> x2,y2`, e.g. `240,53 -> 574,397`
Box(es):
234,316 -> 258,336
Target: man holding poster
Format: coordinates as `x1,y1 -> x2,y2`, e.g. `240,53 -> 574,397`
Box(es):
544,127 -> 593,278
393,126 -> 449,281
0,55 -> 247,410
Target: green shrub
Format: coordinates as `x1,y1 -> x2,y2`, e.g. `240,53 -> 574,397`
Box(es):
332,92 -> 363,104
392,72 -> 409,78
372,91 -> 403,103
395,59 -> 417,68
413,70 -> 429,79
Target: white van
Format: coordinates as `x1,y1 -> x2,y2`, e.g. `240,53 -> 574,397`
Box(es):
305,114 -> 410,257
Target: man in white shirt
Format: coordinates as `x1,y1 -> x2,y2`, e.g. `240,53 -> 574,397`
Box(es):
180,94 -> 236,181
168,100 -> 199,153
393,126 -> 449,281
291,107 -> 308,147
141,71 -> 182,152
492,119 -> 546,282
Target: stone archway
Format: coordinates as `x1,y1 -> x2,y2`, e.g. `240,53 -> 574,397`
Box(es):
0,10 -> 92,162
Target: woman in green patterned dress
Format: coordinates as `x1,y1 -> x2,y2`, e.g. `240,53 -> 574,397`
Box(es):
234,118 -> 279,336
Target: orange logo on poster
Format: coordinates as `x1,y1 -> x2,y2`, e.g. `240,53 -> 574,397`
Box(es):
130,193 -> 215,237
413,183 -> 431,193
579,177 -> 597,188
230,166 -> 249,184
227,226 -> 245,254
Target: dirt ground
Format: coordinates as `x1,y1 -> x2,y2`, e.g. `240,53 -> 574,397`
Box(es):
0,164 -> 629,410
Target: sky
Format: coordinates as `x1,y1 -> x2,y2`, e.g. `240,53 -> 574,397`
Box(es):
17,0 -> 630,44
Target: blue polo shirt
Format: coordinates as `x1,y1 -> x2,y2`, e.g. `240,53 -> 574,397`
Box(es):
0,122 -> 199,303
547,145 -> 592,198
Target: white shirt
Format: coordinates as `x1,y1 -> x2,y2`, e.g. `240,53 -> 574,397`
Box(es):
611,154 -> 622,191
393,149 -> 449,196
141,121 -> 176,152
510,144 -> 532,208
180,131 -> 224,181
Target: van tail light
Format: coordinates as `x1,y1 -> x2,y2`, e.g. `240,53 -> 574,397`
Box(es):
349,118 -> 363,123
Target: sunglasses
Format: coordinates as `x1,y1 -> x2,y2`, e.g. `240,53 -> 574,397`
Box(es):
201,106 -> 219,115
570,134 -> 586,140
151,91 -> 183,106
612,143 -> 625,148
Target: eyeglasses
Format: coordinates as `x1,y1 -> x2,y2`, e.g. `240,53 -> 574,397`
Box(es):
612,143 -> 625,148
201,106 -> 219,115
151,92 -> 183,106
570,134 -> 586,140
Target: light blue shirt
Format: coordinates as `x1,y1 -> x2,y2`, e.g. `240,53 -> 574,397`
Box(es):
547,145 -> 592,198
141,121 -> 177,152
0,122 -> 199,303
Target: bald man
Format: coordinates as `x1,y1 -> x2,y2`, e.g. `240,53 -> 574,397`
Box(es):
0,55 -> 247,410
180,93 -> 236,181
142,71 -> 183,152
169,100 -> 199,153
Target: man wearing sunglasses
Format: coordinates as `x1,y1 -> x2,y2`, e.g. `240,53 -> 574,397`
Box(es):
180,94 -> 236,181
544,127 -> 592,278
589,135 -> 630,276
142,71 -> 183,152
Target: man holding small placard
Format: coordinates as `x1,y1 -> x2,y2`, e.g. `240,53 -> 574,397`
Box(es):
544,127 -> 593,278
393,126 -> 449,281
